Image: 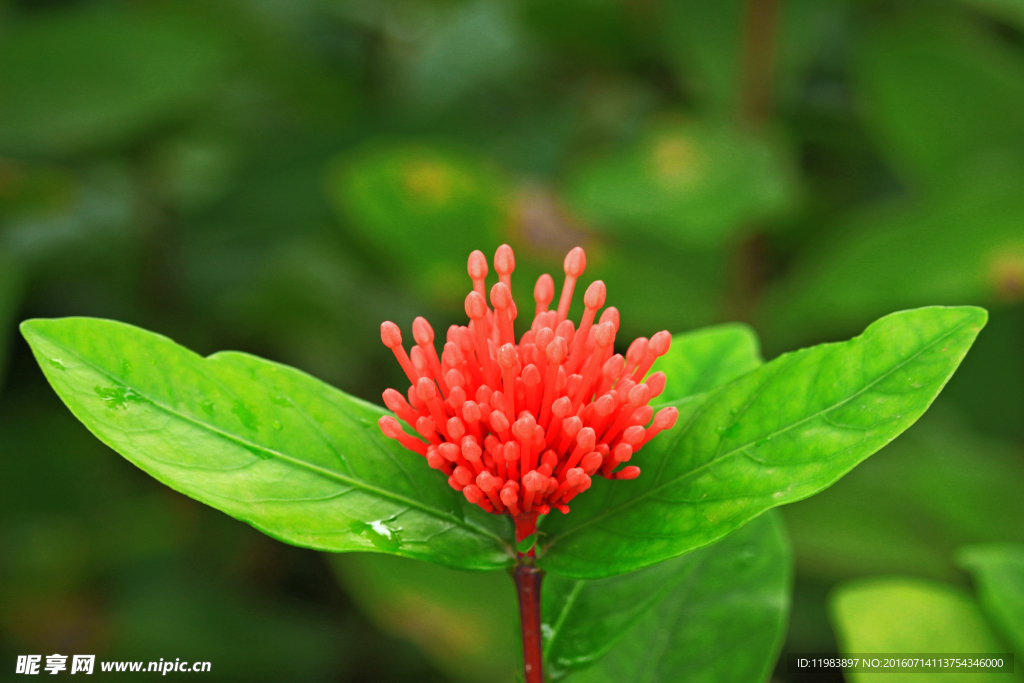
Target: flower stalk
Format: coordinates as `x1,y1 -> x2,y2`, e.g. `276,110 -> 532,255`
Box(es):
514,562 -> 545,683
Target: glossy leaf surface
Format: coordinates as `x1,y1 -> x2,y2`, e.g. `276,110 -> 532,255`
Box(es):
831,577 -> 1023,683
958,544 -> 1024,656
651,323 -> 763,404
21,317 -> 514,571
539,306 -> 986,578
545,511 -> 790,682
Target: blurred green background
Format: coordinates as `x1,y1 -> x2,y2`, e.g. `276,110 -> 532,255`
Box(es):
1,0 -> 1023,680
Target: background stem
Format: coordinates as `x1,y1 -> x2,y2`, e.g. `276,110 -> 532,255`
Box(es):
730,0 -> 784,321
739,0 -> 782,128
514,564 -> 545,683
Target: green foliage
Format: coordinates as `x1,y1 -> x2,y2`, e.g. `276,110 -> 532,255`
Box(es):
332,554 -> 518,683
651,323 -> 763,404
584,240 -> 729,336
0,7 -> 226,155
956,0 -> 1024,31
763,156 -> 1024,344
325,143 -> 510,303
545,511 -> 790,682
565,121 -> 798,247
4,0 -> 1024,677
783,413 -> 1024,581
21,317 -> 513,570
830,577 -> 1024,683
23,306 -> 981,583
661,0 -> 839,112
538,306 -> 985,578
958,544 -> 1024,657
855,9 -> 1024,185
110,570 -> 351,681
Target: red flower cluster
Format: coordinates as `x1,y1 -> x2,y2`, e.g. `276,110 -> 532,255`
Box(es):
378,245 -> 678,540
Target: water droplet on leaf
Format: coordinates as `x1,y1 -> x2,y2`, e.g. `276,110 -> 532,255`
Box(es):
360,520 -> 403,551
232,400 -> 259,431
94,384 -> 147,410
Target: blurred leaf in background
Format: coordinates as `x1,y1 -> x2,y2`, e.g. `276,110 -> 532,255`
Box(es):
0,6 -> 228,155
854,8 -> 1024,186
782,410 -> 1024,582
761,160 -> 1024,347
565,120 -> 799,248
660,0 -> 843,113
326,142 -> 510,305
831,577 -> 1024,682
958,544 -> 1024,657
331,553 -> 517,683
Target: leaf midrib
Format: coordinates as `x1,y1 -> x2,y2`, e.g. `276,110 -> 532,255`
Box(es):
41,331 -> 510,548
544,317 -> 973,550
544,551 -> 708,672
543,579 -> 586,664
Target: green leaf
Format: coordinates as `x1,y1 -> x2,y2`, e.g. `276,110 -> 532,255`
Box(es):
20,317 -> 514,571
958,544 -> 1024,657
331,554 -> 517,683
955,0 -> 1024,32
831,577 -> 1024,683
538,306 -> 986,579
783,412 -> 1024,581
518,534 -> 539,554
544,511 -> 790,682
855,10 -> 1024,184
651,323 -> 763,404
564,121 -> 798,248
325,142 -> 509,304
0,8 -> 226,155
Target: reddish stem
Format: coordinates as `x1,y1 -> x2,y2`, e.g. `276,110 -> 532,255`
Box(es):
514,512 -> 539,543
514,563 -> 544,683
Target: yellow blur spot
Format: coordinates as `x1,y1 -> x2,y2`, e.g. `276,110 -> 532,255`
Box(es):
403,159 -> 457,206
988,250 -> 1024,302
649,133 -> 698,189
